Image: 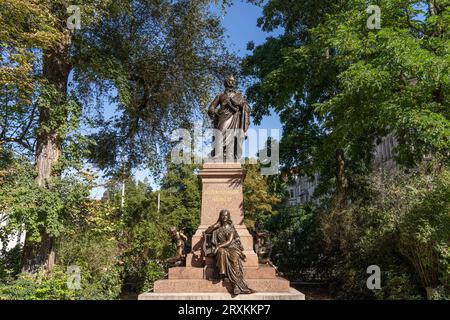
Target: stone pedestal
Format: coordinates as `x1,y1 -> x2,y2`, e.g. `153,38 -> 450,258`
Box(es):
190,163 -> 258,269
138,163 -> 304,300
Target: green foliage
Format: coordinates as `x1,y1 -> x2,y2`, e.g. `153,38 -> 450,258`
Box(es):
0,244 -> 22,280
242,0 -> 449,300
0,152 -> 95,244
0,267 -> 77,300
0,149 -> 124,299
79,0 -> 237,174
397,164 -> 450,292
1,0 -> 236,273
262,161 -> 449,300
373,271 -> 423,300
0,0 -> 62,104
119,221 -> 169,293
323,161 -> 450,299
264,204 -> 329,280
158,162 -> 201,232
102,162 -> 201,294
426,285 -> 450,300
56,228 -> 123,300
243,0 -> 449,184
243,160 -> 281,227
139,261 -> 166,293
1,0 -> 448,301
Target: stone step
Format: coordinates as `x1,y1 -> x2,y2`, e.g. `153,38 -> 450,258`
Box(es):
245,265 -> 277,279
168,267 -> 204,279
186,249 -> 259,268
168,265 -> 278,280
204,265 -> 276,280
139,287 -> 306,300
169,265 -> 277,280
154,278 -> 290,293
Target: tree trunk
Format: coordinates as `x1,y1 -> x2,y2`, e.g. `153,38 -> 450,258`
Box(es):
21,234 -> 55,273
22,31 -> 72,273
334,148 -> 348,211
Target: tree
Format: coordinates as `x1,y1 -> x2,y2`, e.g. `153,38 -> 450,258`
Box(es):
264,204 -> 328,281
1,0 -> 236,271
158,162 -> 201,235
243,0 -> 449,206
243,0 -> 449,298
102,161 -> 201,293
243,160 -> 281,227
0,148 -> 98,273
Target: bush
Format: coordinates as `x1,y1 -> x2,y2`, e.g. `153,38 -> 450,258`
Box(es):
269,160 -> 449,300
398,168 -> 450,295
264,204 -> 330,281
373,270 -> 423,300
56,228 -> 123,300
323,161 -> 450,299
140,261 -> 166,293
120,221 -> 171,293
0,244 -> 22,281
0,267 -> 77,300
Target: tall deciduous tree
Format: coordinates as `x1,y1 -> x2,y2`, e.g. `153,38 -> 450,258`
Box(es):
243,0 -> 449,205
1,0 -> 235,271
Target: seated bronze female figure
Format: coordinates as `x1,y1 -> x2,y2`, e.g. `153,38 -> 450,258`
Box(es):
204,209 -> 254,295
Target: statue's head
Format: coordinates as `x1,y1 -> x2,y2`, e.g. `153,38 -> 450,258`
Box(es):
219,209 -> 232,225
169,226 -> 177,236
224,74 -> 236,89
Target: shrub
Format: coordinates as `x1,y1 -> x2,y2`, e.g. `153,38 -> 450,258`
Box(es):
323,161 -> 450,299
0,267 -> 77,300
56,228 -> 123,300
119,221 -> 170,293
0,244 -> 22,281
264,204 -> 330,281
270,161 -> 449,300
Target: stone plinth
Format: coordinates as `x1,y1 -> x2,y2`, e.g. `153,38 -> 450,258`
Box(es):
190,163 -> 258,268
138,288 -> 305,300
168,265 -> 277,281
198,162 -> 245,226
153,278 -> 290,293
138,162 -> 303,300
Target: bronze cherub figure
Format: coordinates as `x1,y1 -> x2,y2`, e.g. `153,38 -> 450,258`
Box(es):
166,226 -> 188,267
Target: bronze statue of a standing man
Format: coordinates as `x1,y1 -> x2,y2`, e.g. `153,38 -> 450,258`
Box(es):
208,75 -> 251,162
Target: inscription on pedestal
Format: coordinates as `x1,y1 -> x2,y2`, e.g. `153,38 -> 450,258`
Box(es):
199,166 -> 245,226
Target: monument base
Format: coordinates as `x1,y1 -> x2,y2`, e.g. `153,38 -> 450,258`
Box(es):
138,163 -> 305,300
153,277 -> 291,293
138,287 -> 305,300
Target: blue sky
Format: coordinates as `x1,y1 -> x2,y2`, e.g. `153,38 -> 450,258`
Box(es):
212,1 -> 283,134
91,0 -> 283,197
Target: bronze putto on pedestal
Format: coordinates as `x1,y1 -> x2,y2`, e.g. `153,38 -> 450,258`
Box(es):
167,227 -> 188,267
252,220 -> 279,273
